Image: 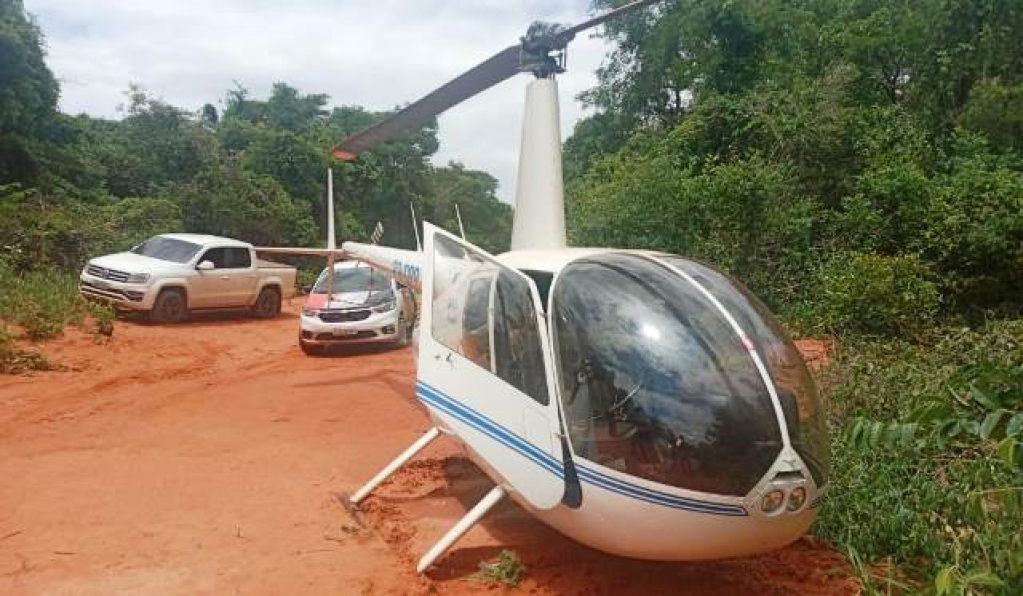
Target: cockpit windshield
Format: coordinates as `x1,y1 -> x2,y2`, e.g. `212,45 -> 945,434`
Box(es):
552,254 -> 783,496
660,257 -> 830,488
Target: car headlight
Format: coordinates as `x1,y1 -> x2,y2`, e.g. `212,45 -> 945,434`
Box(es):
302,307 -> 321,317
371,299 -> 396,313
125,272 -> 150,284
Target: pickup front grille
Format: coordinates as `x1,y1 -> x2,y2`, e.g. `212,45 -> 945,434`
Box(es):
319,309 -> 371,323
79,281 -> 145,302
86,264 -> 130,282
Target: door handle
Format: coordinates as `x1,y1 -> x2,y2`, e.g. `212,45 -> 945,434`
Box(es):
220,275 -> 230,280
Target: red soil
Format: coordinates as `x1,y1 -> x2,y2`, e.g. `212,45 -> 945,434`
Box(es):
0,302 -> 855,594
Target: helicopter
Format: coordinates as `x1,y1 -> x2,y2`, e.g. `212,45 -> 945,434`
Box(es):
260,0 -> 829,574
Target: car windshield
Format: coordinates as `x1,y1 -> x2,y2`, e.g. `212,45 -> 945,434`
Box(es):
313,266 -> 391,295
131,236 -> 202,263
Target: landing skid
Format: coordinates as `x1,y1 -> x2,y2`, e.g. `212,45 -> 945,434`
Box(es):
344,427 -> 508,573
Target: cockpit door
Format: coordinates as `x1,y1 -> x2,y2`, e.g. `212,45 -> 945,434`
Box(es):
418,223 -> 565,510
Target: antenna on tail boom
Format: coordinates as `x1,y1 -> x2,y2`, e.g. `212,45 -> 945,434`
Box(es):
326,169 -> 337,301
454,204 -> 467,240
410,202 -> 422,251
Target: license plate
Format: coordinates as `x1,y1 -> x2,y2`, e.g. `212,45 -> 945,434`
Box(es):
332,328 -> 358,336
94,280 -> 112,290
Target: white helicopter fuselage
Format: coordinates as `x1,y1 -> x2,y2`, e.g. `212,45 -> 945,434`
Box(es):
414,241 -> 827,561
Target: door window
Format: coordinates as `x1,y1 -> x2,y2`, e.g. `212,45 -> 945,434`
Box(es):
225,247 -> 251,268
462,276 -> 494,369
431,234 -> 549,405
199,248 -> 228,269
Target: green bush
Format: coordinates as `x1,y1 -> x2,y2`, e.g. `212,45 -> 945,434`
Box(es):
817,320 -> 1023,593
472,550 -> 527,587
0,260 -> 89,340
0,327 -> 52,373
814,252 -> 940,337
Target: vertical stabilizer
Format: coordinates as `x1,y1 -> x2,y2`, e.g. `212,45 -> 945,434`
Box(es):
510,77 -> 567,251
326,168 -> 336,301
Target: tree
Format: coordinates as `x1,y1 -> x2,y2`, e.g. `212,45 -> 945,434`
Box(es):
0,0 -> 59,184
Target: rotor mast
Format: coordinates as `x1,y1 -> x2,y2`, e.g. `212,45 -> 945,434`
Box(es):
511,78 -> 566,251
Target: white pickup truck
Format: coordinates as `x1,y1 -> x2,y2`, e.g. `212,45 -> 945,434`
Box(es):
79,233 -> 297,323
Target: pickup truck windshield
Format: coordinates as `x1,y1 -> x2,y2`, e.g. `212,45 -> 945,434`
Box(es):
131,237 -> 202,263
313,267 -> 391,294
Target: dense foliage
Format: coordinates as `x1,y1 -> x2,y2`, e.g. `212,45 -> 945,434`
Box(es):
571,0 -> 1022,325
818,323 -> 1022,593
570,0 -> 1023,591
0,0 -> 512,277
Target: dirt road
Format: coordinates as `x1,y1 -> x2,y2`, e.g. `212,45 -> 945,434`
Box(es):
0,301 -> 856,595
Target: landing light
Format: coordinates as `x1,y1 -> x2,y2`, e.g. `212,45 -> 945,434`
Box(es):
787,486 -> 807,511
761,489 -> 785,513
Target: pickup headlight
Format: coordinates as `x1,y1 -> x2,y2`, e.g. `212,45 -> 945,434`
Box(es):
126,272 -> 151,284
371,299 -> 397,313
301,307 -> 321,317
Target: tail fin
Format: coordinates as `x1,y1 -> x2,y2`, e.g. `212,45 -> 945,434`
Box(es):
327,168 -> 337,250
327,168 -> 338,299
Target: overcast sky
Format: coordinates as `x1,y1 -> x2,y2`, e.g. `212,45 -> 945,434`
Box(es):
25,0 -> 613,203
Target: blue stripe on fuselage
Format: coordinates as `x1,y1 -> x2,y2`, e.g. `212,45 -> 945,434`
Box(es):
414,380 -> 747,517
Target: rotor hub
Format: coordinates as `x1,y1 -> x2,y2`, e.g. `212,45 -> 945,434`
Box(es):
519,22 -> 571,78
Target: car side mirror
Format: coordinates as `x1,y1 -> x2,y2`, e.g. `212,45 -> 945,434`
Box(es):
197,260 -> 215,271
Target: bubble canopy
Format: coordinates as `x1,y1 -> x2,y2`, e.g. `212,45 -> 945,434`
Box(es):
550,253 -> 828,497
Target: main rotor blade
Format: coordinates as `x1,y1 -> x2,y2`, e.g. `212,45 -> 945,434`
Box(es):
555,0 -> 660,45
332,44 -> 521,160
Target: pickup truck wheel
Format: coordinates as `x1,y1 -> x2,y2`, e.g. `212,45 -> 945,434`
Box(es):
151,289 -> 187,323
253,287 -> 281,319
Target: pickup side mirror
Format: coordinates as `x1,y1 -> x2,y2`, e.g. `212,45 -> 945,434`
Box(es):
197,260 -> 215,271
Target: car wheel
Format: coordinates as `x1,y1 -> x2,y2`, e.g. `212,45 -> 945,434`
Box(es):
150,289 -> 187,323
253,287 -> 281,319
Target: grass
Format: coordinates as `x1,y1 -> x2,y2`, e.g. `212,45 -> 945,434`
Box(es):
472,549 -> 527,587
815,320 -> 1023,594
0,261 -> 90,340
0,260 -> 115,372
0,327 -> 54,373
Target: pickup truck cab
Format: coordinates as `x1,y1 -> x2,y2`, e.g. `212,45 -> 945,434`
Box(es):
80,233 -> 297,323
299,260 -> 417,354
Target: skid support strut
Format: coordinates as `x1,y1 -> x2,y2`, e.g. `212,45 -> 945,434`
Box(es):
349,427 -> 440,505
416,485 -> 507,573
